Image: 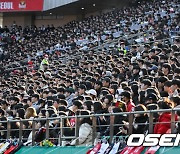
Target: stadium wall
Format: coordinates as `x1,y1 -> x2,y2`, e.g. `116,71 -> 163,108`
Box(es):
34,15 -> 77,27
3,14 -> 33,27
2,0 -> 130,28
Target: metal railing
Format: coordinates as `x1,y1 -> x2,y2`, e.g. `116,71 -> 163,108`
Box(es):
0,108 -> 180,146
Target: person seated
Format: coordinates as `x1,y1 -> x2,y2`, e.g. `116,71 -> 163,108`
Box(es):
154,98 -> 178,134
70,110 -> 92,146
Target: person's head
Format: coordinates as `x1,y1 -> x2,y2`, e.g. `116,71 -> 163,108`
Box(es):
158,76 -> 168,89
59,99 -> 68,106
83,100 -> 93,111
1,100 -> 8,110
174,67 -> 180,77
139,68 -> 148,77
112,107 -> 125,125
162,63 -> 171,75
47,108 -> 56,117
158,98 -> 174,109
72,100 -> 83,112
25,107 -> 37,119
42,90 -> 49,99
109,84 -> 118,95
58,111 -> 70,127
171,79 -> 180,93
145,93 -> 158,105
10,96 -> 20,105
93,101 -> 103,113
53,99 -> 60,109
16,108 -> 25,119
170,96 -> 180,107
121,91 -> 131,103
58,105 -> 67,112
145,87 -> 160,99
85,89 -> 97,99
76,110 -> 92,125
134,104 -> 147,117
102,77 -> 111,88
132,65 -> 140,75
99,89 -> 110,100
141,79 -> 152,91
78,84 -> 87,95
31,94 -> 39,103
64,88 -> 75,97
164,81 -> 172,93
95,80 -> 102,90
103,94 -> 114,108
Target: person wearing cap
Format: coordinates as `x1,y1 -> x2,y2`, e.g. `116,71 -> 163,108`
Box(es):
65,87 -> 75,107
121,91 -> 135,112
85,89 -> 97,100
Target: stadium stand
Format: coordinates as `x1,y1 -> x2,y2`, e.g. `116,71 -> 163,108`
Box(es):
0,0 -> 180,153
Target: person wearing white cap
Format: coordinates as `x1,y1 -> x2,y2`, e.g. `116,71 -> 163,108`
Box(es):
85,89 -> 97,100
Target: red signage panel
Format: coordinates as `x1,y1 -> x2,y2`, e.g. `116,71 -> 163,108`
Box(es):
0,0 -> 44,12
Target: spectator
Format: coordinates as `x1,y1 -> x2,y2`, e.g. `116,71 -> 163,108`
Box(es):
121,91 -> 135,112
70,110 -> 92,146
154,98 -> 178,134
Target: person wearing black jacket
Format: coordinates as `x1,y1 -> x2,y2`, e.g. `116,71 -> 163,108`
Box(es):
122,104 -> 148,135
132,104 -> 148,134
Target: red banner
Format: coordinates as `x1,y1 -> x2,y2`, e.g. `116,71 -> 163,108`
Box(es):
0,0 -> 44,12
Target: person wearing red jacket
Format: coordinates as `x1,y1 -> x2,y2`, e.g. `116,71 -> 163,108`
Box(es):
121,91 -> 135,112
154,98 -> 178,134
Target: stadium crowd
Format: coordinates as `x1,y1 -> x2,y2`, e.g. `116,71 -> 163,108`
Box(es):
0,0 -> 179,146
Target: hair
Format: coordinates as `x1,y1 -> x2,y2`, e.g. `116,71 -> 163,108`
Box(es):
58,105 -> 67,112
112,107 -> 123,124
25,107 -> 37,119
170,96 -> 180,106
0,108 -> 5,116
59,99 -> 68,106
134,104 -> 147,116
84,100 -> 93,111
146,87 -> 160,99
141,79 -> 152,87
131,84 -> 139,95
158,98 -> 174,109
93,101 -> 103,113
39,108 -> 46,116
73,100 -> 83,109
58,111 -> 71,127
17,108 -> 25,119
76,110 -> 92,125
